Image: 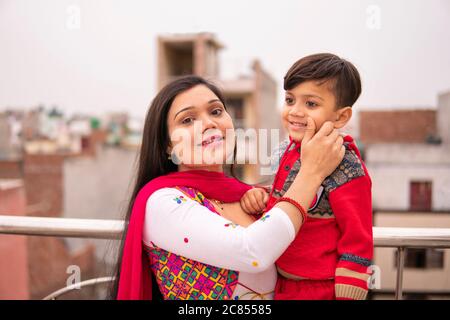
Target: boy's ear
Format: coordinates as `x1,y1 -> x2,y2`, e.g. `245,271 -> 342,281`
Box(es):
334,106 -> 352,129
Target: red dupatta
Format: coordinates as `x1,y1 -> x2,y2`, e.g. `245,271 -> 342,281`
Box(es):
116,170 -> 252,300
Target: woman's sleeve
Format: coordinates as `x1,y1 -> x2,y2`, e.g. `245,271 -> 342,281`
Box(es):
143,187 -> 295,273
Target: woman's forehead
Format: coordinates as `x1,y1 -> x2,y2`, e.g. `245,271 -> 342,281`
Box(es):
170,85 -> 219,112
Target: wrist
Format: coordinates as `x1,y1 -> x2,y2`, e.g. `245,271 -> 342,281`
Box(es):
297,168 -> 324,189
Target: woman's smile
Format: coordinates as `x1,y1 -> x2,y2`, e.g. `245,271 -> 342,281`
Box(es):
200,135 -> 224,148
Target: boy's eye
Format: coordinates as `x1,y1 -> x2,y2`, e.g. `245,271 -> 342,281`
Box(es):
285,97 -> 294,105
306,101 -> 318,107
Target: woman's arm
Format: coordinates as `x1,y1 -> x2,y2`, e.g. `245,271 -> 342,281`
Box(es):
144,119 -> 344,274
144,187 -> 295,273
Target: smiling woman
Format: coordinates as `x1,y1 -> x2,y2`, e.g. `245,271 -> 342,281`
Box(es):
167,85 -> 235,169
109,75 -> 345,300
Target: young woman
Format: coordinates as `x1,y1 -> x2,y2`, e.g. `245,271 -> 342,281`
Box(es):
110,75 -> 345,300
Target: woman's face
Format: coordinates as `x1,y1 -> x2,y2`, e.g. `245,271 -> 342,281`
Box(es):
166,84 -> 235,171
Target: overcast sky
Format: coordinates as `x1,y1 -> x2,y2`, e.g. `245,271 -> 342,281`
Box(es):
1,0 -> 449,118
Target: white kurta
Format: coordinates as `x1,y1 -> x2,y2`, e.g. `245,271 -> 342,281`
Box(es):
142,187 -> 296,300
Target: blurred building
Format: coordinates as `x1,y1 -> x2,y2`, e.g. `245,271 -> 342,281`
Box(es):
0,179 -> 29,299
361,91 -> 450,299
157,32 -> 281,183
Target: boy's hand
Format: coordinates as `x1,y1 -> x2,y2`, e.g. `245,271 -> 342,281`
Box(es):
240,188 -> 269,215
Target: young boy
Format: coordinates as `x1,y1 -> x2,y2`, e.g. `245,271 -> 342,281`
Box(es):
241,53 -> 373,300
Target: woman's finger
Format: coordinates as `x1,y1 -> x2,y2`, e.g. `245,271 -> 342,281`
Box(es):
301,117 -> 316,144
313,121 -> 334,139
339,145 -> 346,161
334,135 -> 344,147
330,128 -> 340,141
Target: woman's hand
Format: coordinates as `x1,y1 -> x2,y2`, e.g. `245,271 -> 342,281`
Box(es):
274,117 -> 345,234
300,117 -> 345,182
240,188 -> 269,215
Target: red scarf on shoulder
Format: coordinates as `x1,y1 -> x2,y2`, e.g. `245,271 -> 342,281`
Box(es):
116,170 -> 252,300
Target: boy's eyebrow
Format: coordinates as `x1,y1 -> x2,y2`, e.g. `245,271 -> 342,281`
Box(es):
285,91 -> 324,101
174,99 -> 221,120
302,94 -> 324,101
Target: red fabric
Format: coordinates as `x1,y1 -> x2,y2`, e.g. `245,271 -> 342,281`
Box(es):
337,260 -> 370,273
116,170 -> 252,300
334,276 -> 368,289
275,278 -> 335,300
269,135 -> 373,298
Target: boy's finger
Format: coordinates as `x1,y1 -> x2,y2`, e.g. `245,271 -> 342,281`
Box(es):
302,117 -> 316,144
249,193 -> 261,213
256,195 -> 265,212
257,190 -> 268,209
242,198 -> 251,214
262,190 -> 269,204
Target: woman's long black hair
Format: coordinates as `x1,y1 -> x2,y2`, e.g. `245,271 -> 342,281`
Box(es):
108,75 -> 231,299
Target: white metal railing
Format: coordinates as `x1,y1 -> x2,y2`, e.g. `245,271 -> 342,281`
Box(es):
1,215 -> 450,300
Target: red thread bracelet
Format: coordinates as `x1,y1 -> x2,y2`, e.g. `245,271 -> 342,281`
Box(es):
276,197 -> 308,224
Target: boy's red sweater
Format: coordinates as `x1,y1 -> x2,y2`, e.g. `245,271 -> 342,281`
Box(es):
266,135 -> 374,300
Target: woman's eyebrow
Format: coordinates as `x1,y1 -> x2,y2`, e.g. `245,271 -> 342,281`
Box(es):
174,99 -> 222,120
174,106 -> 195,120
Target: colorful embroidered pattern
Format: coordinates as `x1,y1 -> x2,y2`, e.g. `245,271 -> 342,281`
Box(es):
323,146 -> 365,193
260,214 -> 270,222
175,186 -> 217,213
146,186 -> 238,300
273,142 -> 365,219
145,245 -> 238,300
224,222 -> 239,228
173,195 -> 187,204
270,139 -> 290,174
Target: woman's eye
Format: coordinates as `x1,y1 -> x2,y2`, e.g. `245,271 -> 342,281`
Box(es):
181,117 -> 194,124
306,101 -> 318,107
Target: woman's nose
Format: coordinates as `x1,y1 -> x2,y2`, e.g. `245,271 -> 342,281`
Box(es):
201,115 -> 217,131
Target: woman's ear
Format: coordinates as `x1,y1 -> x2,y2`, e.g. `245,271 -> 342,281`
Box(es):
166,140 -> 173,158
334,106 -> 352,129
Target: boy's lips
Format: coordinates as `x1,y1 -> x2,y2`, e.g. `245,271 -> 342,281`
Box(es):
288,120 -> 307,131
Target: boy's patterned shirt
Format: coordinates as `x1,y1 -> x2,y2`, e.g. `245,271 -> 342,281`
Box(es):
268,135 -> 374,300
270,138 -> 366,218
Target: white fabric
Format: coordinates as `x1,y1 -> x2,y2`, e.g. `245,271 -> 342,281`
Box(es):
143,187 -> 296,299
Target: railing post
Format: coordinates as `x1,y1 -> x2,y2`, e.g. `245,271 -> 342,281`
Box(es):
395,247 -> 405,300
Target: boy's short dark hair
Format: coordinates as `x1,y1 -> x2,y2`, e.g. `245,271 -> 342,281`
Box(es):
284,53 -> 362,108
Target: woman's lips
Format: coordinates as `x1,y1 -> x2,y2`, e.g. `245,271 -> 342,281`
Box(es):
199,135 -> 224,147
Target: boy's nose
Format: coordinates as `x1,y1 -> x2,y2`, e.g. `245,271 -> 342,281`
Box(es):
289,105 -> 306,118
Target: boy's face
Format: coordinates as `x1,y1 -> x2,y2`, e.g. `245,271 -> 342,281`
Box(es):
281,80 -> 351,142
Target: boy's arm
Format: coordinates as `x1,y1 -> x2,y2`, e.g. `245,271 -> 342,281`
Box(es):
326,150 -> 374,300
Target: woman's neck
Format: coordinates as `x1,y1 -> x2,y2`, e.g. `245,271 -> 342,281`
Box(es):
178,164 -> 223,173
